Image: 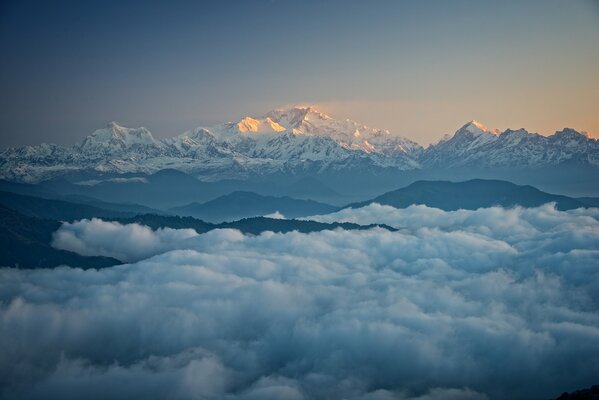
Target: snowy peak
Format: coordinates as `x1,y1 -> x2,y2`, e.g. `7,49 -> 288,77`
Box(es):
261,105 -> 423,156
466,120 -> 488,132
458,120 -> 499,136
236,116 -> 286,134
421,120 -> 599,169
264,106 -> 332,131
430,120 -> 500,151
78,122 -> 158,150
182,105 -> 422,158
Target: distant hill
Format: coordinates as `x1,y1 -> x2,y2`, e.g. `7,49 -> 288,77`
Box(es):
278,176 -> 343,203
170,191 -> 337,222
111,214 -> 394,235
0,179 -> 57,198
0,206 -> 121,269
218,217 -> 395,235
111,214 -> 216,233
0,191 -> 134,221
0,179 -> 163,215
36,169 -> 218,209
577,197 -> 599,207
349,179 -> 592,211
60,194 -> 164,215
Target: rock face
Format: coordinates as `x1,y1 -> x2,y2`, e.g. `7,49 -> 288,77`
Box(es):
0,107 -> 597,183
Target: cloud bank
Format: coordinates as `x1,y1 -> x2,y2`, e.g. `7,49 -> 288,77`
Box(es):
51,218 -> 199,262
1,204 -> 599,399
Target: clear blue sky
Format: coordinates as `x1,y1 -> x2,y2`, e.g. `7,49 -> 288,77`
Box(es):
1,0 -> 598,147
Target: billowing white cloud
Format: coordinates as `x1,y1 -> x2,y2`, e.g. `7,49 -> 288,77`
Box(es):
1,204 -> 598,399
51,218 -> 199,262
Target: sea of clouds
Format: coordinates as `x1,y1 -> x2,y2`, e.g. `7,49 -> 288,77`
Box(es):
1,203 -> 599,399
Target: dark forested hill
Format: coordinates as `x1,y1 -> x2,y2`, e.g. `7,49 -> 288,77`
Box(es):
350,179 -> 592,211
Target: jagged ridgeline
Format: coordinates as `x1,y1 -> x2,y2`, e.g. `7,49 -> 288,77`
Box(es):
1,107 -> 598,202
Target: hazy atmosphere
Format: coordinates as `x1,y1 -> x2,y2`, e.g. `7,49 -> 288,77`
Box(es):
1,1 -> 598,400
1,0 -> 599,147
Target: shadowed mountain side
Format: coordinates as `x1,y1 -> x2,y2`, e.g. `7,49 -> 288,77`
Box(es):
37,169 -> 217,209
0,179 -> 57,198
0,191 -> 136,221
348,179 -> 593,211
170,191 -> 337,222
61,194 -> 165,215
0,206 -> 121,269
0,188 -> 338,224
0,179 -> 163,215
30,169 -> 347,208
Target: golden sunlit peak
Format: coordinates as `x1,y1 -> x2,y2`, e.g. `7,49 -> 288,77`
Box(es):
470,120 -> 489,131
237,117 -> 286,133
462,120 -> 500,135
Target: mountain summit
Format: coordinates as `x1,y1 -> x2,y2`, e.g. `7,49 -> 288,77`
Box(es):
461,120 -> 498,135
77,122 -> 161,154
264,106 -> 333,132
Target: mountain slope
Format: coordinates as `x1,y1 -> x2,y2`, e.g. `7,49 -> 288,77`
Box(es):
170,191 -> 337,222
350,179 -> 593,211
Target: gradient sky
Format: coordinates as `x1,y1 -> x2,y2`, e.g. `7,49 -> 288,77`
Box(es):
1,0 -> 598,148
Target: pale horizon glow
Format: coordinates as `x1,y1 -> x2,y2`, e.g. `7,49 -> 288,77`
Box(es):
313,100 -> 599,145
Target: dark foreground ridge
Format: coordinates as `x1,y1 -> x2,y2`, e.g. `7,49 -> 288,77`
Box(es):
556,385 -> 599,400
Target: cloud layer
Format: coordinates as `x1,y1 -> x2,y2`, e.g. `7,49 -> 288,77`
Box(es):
1,204 -> 599,399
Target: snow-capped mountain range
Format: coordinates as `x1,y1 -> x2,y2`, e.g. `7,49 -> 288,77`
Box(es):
0,106 -> 597,183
